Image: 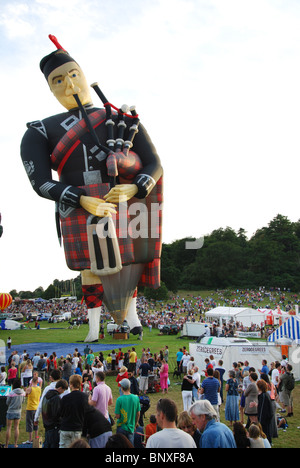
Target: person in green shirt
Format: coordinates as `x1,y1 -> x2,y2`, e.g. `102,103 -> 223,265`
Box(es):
115,378 -> 141,445
86,351 -> 95,367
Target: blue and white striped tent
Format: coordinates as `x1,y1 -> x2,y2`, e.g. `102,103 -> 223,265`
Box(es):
268,315 -> 300,343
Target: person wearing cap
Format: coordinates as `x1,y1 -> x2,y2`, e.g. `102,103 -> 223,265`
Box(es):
189,400 -> 237,448
20,36 -> 163,343
114,378 -> 141,445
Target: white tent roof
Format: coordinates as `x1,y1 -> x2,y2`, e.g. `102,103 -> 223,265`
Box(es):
268,315 -> 300,343
205,306 -> 262,320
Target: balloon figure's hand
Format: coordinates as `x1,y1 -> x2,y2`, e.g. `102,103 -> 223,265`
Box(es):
80,195 -> 117,217
104,184 -> 138,203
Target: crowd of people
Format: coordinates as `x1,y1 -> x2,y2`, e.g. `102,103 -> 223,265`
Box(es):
4,287 -> 299,334
0,340 -> 296,449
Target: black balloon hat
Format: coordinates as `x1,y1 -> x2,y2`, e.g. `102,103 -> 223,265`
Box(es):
40,35 -> 78,80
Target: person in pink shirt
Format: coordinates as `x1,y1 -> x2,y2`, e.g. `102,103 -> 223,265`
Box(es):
159,359 -> 169,394
7,363 -> 18,386
89,372 -> 113,421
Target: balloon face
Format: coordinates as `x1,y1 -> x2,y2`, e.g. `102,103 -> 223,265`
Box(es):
47,61 -> 92,110
0,293 -> 12,311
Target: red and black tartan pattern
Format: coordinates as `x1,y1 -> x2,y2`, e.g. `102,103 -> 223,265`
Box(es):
82,283 -> 104,309
50,109 -> 142,180
51,109 -> 107,173
60,177 -> 163,289
106,151 -> 143,179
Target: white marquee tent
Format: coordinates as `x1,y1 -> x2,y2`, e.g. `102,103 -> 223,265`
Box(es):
205,306 -> 290,328
205,307 -> 265,327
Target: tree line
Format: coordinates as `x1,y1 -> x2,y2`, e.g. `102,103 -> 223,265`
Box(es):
160,214 -> 300,293
9,214 -> 300,300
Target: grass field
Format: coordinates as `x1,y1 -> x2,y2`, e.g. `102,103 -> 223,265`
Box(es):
0,319 -> 299,448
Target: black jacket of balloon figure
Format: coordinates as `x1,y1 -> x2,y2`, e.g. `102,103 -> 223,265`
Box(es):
20,35 -> 163,342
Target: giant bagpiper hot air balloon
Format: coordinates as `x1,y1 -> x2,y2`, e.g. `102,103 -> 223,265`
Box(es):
20,35 -> 163,342
0,293 -> 13,311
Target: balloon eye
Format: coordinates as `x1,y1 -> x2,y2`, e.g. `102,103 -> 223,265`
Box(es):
72,73 -> 77,78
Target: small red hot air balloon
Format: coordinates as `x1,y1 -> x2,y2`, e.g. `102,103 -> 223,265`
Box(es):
0,293 -> 13,311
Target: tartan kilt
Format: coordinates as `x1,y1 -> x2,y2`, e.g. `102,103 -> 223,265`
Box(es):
60,177 -> 163,289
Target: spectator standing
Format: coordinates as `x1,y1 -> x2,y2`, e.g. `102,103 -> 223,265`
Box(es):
59,375 -> 90,448
200,368 -> 220,420
129,348 -> 137,374
7,362 -> 17,386
215,360 -> 226,403
5,379 -> 25,448
0,366 -> 7,385
89,371 -> 113,421
41,380 -> 69,448
115,378 -> 141,445
164,346 -> 169,363
192,366 -> 201,402
181,370 -> 195,412
259,360 -> 269,378
32,353 -> 41,371
24,375 -> 41,444
257,380 -> 275,444
146,398 -> 196,449
225,371 -> 240,427
137,357 -> 152,395
22,359 -> 33,387
159,358 -> 169,394
128,371 -> 140,395
181,353 -> 191,374
176,348 -> 184,372
62,357 -> 72,383
189,400 -> 237,448
244,372 -> 259,427
278,364 -> 294,417
41,379 -> 69,448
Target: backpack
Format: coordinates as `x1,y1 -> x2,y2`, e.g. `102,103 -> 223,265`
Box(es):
49,360 -> 55,372
285,373 -> 295,391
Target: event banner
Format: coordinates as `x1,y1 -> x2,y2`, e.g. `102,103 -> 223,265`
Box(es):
236,331 -> 261,338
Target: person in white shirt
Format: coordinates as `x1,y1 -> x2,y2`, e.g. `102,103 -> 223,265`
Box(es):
146,398 -> 196,449
181,354 -> 191,374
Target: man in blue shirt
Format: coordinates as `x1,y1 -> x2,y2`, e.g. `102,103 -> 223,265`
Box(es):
259,360 -> 269,377
200,368 -> 220,418
189,400 -> 236,449
176,349 -> 184,372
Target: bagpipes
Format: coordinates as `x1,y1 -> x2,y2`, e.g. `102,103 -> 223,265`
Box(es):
73,85 -> 140,187
73,85 -> 140,277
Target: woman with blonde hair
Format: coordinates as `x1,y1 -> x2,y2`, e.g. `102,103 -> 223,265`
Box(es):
116,366 -> 129,395
178,410 -> 201,447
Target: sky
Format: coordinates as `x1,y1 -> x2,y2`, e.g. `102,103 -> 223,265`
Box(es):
1,0 -> 300,293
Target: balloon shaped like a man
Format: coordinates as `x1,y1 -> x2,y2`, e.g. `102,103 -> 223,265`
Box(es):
21,36 -> 163,342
